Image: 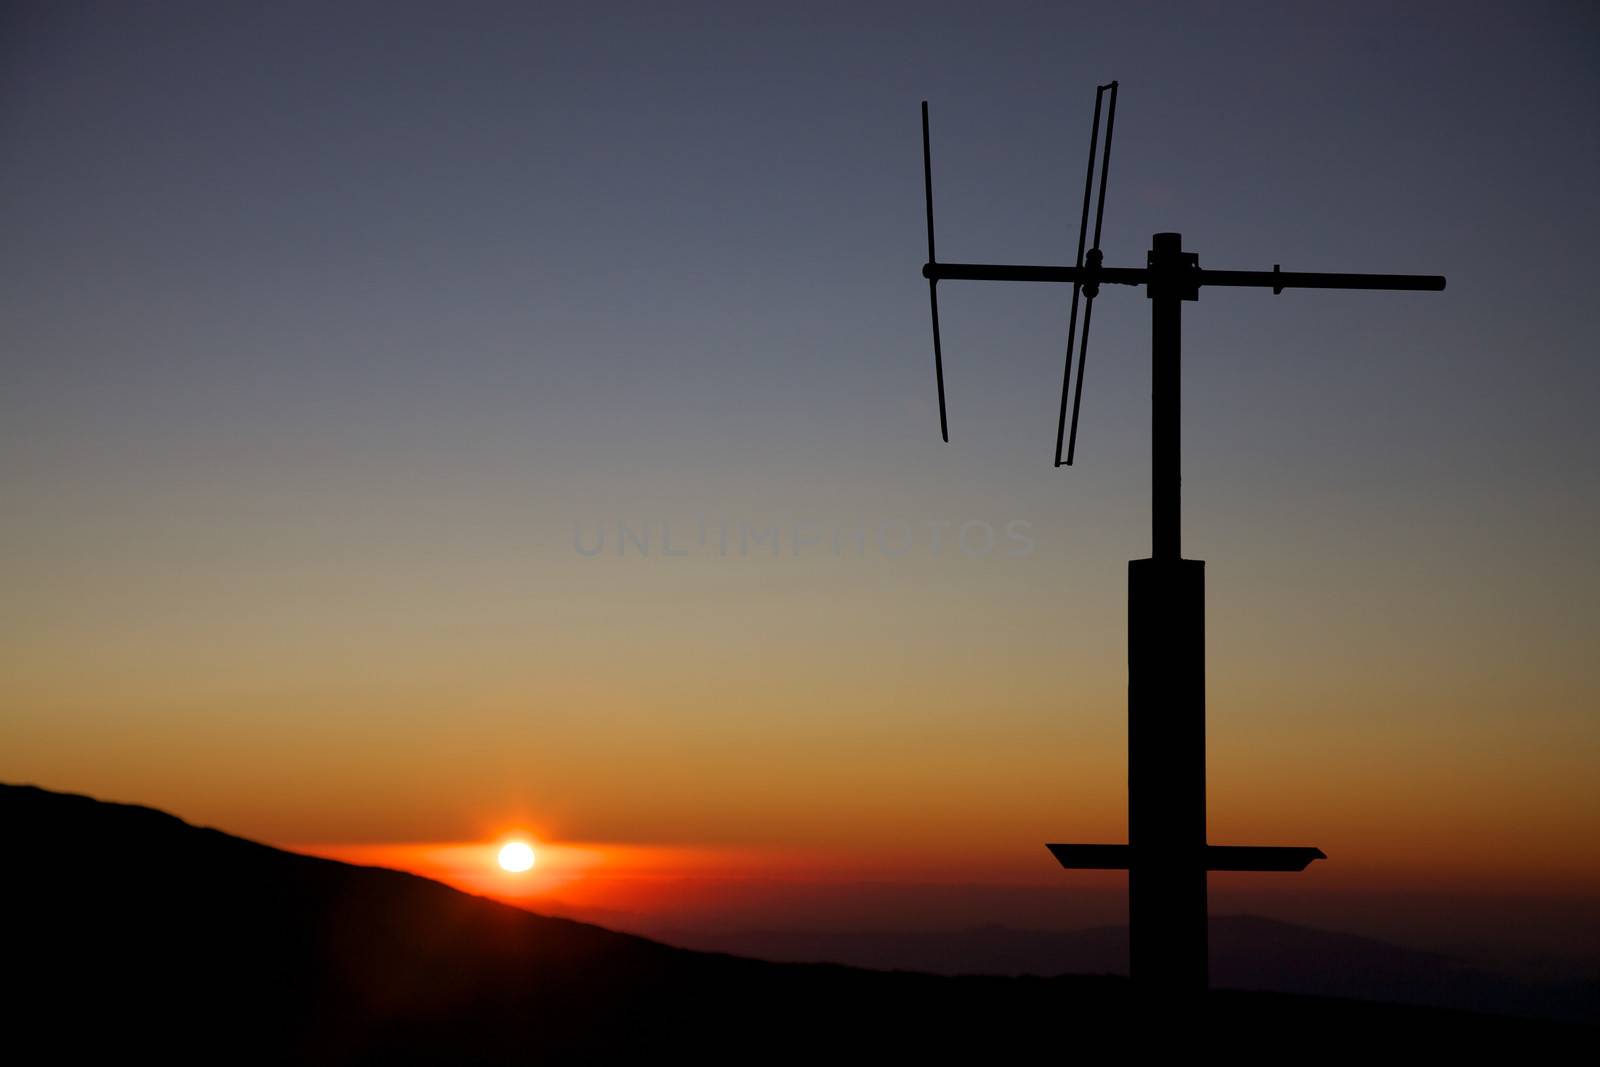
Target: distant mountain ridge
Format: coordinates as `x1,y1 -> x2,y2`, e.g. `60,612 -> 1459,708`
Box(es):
2,783 -> 1585,1058
654,915 -> 1595,1022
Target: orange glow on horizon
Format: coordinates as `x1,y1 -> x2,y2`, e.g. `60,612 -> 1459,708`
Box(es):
285,809 -> 1600,918
288,836 -> 1050,916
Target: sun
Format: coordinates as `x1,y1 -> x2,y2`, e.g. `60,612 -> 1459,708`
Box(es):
498,841 -> 535,873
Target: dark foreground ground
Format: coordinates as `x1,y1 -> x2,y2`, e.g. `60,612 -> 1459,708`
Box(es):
3,783 -> 1587,1060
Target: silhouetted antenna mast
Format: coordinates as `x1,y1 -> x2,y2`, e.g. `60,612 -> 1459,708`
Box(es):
917,86 -> 1445,998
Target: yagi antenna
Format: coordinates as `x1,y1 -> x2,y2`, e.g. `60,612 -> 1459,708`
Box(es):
1055,80 -> 1118,467
915,84 -> 1445,999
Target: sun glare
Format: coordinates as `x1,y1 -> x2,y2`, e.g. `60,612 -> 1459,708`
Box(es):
498,841 -> 536,873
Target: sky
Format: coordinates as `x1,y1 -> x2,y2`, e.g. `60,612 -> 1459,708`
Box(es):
3,2 -> 1598,958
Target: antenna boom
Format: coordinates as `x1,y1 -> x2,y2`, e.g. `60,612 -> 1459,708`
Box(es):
924,262 -> 1443,291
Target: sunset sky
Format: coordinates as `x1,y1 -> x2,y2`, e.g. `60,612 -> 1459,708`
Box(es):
3,3 -> 1597,957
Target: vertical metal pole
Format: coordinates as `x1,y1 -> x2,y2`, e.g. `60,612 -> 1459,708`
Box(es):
1128,232 -> 1208,998
1128,559 -> 1207,995
1150,232 -> 1183,563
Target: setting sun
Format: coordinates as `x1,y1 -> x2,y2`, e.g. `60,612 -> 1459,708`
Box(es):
498,841 -> 535,873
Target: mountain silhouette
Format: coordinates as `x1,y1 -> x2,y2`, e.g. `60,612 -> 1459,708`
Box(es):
3,783 -> 1585,1059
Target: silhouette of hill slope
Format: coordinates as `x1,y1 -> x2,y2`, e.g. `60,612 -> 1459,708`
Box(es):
3,783 -> 1584,1059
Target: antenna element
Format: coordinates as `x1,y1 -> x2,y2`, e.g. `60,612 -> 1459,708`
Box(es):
922,101 -> 948,442
1056,81 -> 1118,466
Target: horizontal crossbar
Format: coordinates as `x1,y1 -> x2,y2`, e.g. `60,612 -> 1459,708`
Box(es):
924,261 -> 1445,292
925,263 -> 1147,286
1046,843 -> 1326,872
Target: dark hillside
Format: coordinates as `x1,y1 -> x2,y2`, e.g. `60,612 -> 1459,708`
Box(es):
2,784 -> 1580,1060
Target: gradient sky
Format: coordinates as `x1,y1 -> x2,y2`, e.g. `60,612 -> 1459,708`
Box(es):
3,2 -> 1598,946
